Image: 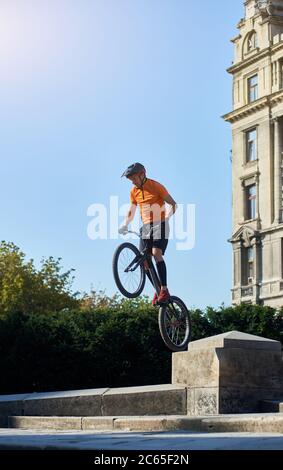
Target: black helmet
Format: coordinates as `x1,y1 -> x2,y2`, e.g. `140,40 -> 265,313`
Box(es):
121,162 -> 145,177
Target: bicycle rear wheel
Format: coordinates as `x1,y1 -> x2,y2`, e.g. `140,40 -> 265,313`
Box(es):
113,242 -> 146,298
158,296 -> 191,352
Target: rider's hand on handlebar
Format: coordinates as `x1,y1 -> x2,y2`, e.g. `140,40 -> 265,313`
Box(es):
118,225 -> 128,235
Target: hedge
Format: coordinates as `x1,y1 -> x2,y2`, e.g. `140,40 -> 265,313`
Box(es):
0,301 -> 282,394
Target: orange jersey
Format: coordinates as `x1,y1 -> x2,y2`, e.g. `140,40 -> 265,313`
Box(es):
130,178 -> 169,224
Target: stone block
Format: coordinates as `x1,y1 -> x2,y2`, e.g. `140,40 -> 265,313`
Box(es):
8,416 -> 82,430
172,331 -> 283,415
101,384 -> 187,416
0,393 -> 31,425
23,388 -> 108,416
82,417 -> 115,430
113,416 -> 203,432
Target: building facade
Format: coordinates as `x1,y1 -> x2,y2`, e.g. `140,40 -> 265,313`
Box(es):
223,0 -> 283,307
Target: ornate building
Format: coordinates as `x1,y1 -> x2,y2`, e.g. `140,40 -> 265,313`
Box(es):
223,0 -> 283,306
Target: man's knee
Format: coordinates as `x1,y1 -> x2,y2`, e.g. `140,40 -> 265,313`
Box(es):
152,248 -> 163,262
143,254 -> 152,270
143,260 -> 149,270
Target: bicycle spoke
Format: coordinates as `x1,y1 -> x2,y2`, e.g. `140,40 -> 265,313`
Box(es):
162,300 -> 190,347
116,247 -> 143,294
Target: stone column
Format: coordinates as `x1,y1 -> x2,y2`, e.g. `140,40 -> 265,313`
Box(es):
253,237 -> 262,303
273,118 -> 281,224
241,180 -> 246,222
255,173 -> 261,229
172,331 -> 283,415
231,241 -> 242,305
233,241 -> 241,287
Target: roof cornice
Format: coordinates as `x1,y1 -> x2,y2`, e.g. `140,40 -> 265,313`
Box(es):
222,96 -> 268,123
227,48 -> 270,74
228,41 -> 283,75
223,90 -> 283,123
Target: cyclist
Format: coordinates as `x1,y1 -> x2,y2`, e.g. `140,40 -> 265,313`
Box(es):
119,162 -> 177,305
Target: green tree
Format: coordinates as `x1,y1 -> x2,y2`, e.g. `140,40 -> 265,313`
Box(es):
205,303 -> 283,342
0,241 -> 79,317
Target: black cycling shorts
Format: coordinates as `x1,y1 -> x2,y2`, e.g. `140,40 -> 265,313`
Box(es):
139,220 -> 170,255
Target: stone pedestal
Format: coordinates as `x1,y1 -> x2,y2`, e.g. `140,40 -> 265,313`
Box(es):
172,331 -> 283,415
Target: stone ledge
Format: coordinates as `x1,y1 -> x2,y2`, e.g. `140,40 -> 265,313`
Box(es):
187,331 -> 281,351
0,384 -> 187,419
7,413 -> 283,433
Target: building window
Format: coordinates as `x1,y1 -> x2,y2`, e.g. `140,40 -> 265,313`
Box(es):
242,246 -> 254,286
248,74 -> 258,102
281,154 -> 283,222
280,61 -> 283,89
246,128 -> 257,162
246,184 -> 257,220
273,62 -> 278,87
247,247 -> 254,280
247,32 -> 258,51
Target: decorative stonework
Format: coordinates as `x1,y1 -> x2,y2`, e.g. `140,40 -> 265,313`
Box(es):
172,331 -> 283,415
224,0 -> 283,307
243,227 -> 255,247
230,225 -> 258,245
256,0 -> 273,16
242,286 -> 254,296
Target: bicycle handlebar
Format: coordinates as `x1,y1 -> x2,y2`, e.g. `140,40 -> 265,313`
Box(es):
125,229 -> 141,237
119,224 -> 162,239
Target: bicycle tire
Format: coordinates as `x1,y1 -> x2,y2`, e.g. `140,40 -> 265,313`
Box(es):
113,242 -> 146,298
158,295 -> 191,352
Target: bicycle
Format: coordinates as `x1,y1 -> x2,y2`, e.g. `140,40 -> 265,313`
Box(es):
112,226 -> 191,352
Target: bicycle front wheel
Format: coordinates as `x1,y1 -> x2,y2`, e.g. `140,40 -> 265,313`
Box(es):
158,296 -> 191,352
113,242 -> 146,298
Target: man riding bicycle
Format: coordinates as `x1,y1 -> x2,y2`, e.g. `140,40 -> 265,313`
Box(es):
119,162 -> 177,305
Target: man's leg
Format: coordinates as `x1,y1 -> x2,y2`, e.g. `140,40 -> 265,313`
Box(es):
152,247 -> 167,291
139,233 -> 155,287
151,221 -> 170,302
143,258 -> 155,287
152,247 -> 170,303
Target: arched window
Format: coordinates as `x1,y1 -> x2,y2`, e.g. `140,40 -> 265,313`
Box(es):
247,32 -> 258,51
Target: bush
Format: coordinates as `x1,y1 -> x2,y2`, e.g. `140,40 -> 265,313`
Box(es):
205,303 -> 283,342
1,243 -> 282,393
0,300 -> 171,394
0,300 -> 282,395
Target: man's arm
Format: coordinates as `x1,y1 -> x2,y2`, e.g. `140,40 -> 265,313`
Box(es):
124,203 -> 137,226
119,203 -> 137,233
164,194 -> 177,220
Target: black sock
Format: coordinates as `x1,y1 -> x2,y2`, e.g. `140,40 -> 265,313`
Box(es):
156,260 -> 167,287
145,270 -> 155,287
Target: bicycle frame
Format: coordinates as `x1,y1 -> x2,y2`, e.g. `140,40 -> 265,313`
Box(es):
124,229 -> 161,296
146,254 -> 161,295
116,227 -> 191,350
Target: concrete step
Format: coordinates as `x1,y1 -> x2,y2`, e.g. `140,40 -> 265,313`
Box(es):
7,413 -> 283,433
0,384 -> 187,425
260,400 -> 283,413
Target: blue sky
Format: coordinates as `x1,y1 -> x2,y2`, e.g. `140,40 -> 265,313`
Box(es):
0,0 -> 244,309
